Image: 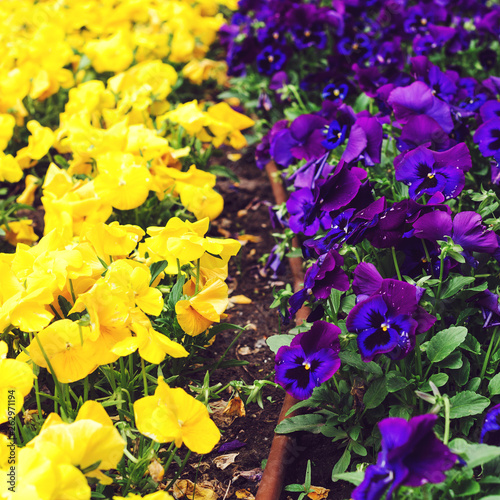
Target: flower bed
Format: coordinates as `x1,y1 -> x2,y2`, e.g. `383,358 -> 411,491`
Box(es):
221,0 -> 500,498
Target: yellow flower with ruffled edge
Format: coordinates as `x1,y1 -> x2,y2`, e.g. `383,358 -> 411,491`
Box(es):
16,174 -> 40,206
112,310 -> 188,364
0,341 -> 35,424
25,400 -> 125,486
83,30 -> 134,74
0,114 -> 15,152
26,319 -> 98,383
9,441 -> 91,500
0,154 -> 23,183
125,125 -> 171,161
134,377 -> 220,454
175,278 -> 229,336
82,221 -> 145,264
15,120 -> 55,169
203,102 -> 255,149
161,100 -> 208,135
1,220 -> 38,247
177,183 -> 224,221
94,152 -> 152,210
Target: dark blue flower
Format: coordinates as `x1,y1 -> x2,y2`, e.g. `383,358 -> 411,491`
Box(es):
481,404 -> 500,445
394,143 -> 472,200
256,45 -> 287,75
275,321 -> 341,400
321,120 -> 348,150
322,83 -> 348,102
353,414 -> 457,500
474,118 -> 500,159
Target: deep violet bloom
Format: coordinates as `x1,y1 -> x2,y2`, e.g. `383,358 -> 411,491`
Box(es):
474,118 -> 500,160
270,114 -> 328,167
412,211 -> 498,267
256,45 -> 287,75
287,187 -> 331,236
397,115 -> 454,153
322,83 -> 348,102
342,116 -> 383,166
480,404 -> 500,445
275,321 -> 341,400
288,153 -> 334,191
394,143 -> 472,200
352,414 -> 458,500
387,81 -> 454,133
321,120 -> 348,150
288,248 -> 349,317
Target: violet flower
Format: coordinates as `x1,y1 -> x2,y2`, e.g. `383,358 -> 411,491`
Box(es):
275,321 -> 341,400
287,186 -> 331,237
388,81 -> 454,133
342,115 -> 383,166
474,117 -> 500,160
468,290 -> 500,329
481,404 -> 500,445
394,143 -> 472,200
256,45 -> 287,75
352,414 -> 457,500
288,248 -> 349,317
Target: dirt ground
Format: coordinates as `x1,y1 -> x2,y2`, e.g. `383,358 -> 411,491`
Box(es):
178,149 -> 355,500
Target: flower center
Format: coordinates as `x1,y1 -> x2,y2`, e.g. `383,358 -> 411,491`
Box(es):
268,55 -> 274,63
427,173 -> 435,179
352,43 -> 359,50
303,360 -> 311,370
304,30 -> 311,37
381,322 -> 390,332
333,89 -> 340,96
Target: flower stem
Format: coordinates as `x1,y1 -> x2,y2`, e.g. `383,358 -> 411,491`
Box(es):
480,326 -> 499,380
141,357 -> 148,396
163,442 -> 177,477
391,247 -> 402,281
443,396 -> 451,445
166,449 -> 192,491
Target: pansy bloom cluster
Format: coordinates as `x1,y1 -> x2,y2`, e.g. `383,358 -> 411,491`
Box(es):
230,0 -> 500,497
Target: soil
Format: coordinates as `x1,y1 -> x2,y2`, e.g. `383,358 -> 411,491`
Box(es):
176,149 -> 355,500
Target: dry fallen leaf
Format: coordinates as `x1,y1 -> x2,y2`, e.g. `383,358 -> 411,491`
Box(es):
227,153 -> 242,162
230,295 -> 253,305
147,459 -> 164,482
235,489 -> 255,499
213,452 -> 239,470
237,346 -> 255,356
237,234 -> 262,243
237,209 -> 248,217
223,397 -> 246,417
173,479 -> 217,500
307,486 -> 330,499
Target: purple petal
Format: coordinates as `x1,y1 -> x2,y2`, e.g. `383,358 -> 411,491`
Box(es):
352,262 -> 383,297
219,440 -> 247,452
412,210 -> 452,241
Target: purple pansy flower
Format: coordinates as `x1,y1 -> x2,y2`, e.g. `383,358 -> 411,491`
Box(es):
342,115 -> 383,166
322,83 -> 348,102
322,120 -> 348,150
394,143 -> 471,200
287,186 -> 331,236
481,404 -> 500,445
388,81 -> 454,133
412,210 -> 498,267
256,45 -> 287,75
288,248 -> 349,317
275,320 -> 341,400
474,118 -> 500,160
347,273 -> 435,361
468,290 -> 500,329
352,414 -> 458,500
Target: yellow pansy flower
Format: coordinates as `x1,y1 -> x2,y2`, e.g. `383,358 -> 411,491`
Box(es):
84,30 -> 134,74
26,400 -> 125,485
112,311 -> 188,364
114,492 -> 174,500
1,220 -> 38,247
27,320 -> 98,383
16,174 -> 40,206
175,278 -> 229,336
94,152 -> 152,210
15,120 -> 55,169
0,341 -> 35,424
0,114 -> 15,152
134,377 -> 220,454
0,154 -> 23,183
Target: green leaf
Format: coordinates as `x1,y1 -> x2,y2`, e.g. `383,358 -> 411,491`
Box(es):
364,377 -> 388,409
341,294 -> 356,315
167,274 -> 186,309
332,470 -> 363,486
208,164 -> 239,183
331,448 -> 351,480
386,371 -> 410,392
467,377 -> 481,392
275,414 -> 325,434
437,350 -> 463,369
453,478 -> 480,497
351,441 -> 367,457
389,405 -> 410,419
457,442 -> 500,469
284,485 -> 305,492
448,391 -> 490,419
426,326 -> 468,363
329,289 -> 342,315
54,154 -> 69,168
420,373 -> 449,392
339,351 -> 383,376
266,334 -> 294,354
149,260 -> 168,286
441,276 -> 475,299
489,373 -> 500,396
461,334 -> 481,354
207,323 -> 244,335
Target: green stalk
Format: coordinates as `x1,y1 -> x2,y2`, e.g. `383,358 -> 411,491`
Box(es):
391,247 -> 402,281
141,357 -> 148,396
166,450 -> 192,491
480,326 -> 499,380
443,396 -> 451,445
194,258 -> 200,295
162,442 -> 178,477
